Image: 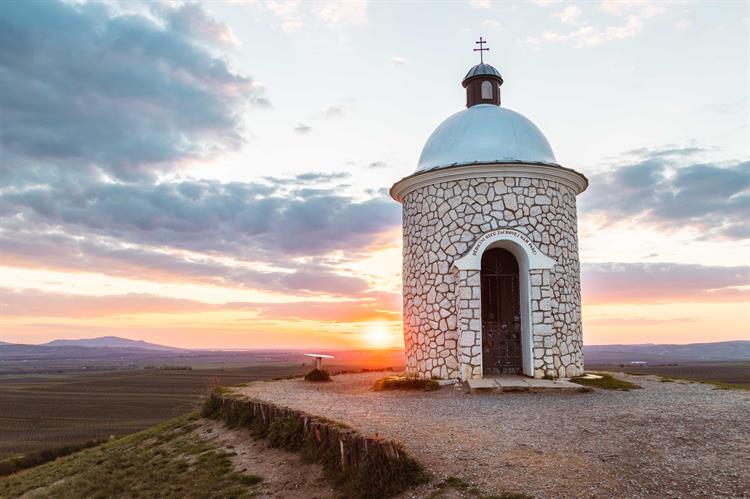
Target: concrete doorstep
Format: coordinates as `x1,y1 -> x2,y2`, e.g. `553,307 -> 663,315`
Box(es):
466,375 -> 586,394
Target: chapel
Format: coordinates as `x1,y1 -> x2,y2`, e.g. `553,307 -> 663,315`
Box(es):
390,45 -> 588,380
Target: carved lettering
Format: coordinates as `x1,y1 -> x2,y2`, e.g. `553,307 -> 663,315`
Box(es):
470,229 -> 538,256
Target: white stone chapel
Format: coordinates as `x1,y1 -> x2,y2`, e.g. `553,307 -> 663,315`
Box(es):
390,49 -> 588,381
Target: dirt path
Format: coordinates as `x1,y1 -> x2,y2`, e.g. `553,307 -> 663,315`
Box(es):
194,419 -> 335,499
236,373 -> 750,498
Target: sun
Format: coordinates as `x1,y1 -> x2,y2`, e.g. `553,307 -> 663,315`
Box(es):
364,323 -> 392,348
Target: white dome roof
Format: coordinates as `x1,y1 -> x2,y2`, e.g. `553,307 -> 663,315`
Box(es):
416,104 -> 557,172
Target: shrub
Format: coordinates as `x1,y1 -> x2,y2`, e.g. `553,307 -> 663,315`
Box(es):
267,418 -> 305,451
239,475 -> 263,486
304,368 -> 331,382
339,450 -> 428,499
373,376 -> 439,392
0,439 -> 106,477
201,385 -> 226,417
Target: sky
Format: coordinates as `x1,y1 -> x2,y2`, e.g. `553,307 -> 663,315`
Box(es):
0,0 -> 748,349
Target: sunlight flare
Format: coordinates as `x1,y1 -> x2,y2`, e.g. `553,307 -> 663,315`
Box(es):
364,323 -> 392,348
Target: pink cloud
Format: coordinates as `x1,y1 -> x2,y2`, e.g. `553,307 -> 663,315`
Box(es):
582,262 -> 749,305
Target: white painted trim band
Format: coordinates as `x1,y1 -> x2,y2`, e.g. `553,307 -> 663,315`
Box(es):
390,162 -> 589,202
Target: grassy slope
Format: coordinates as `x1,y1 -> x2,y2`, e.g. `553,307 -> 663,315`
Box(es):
0,414 -> 262,499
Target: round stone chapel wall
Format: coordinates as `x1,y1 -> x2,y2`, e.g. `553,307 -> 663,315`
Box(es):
401,175 -> 584,380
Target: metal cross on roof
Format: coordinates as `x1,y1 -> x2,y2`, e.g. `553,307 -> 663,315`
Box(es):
474,36 -> 489,64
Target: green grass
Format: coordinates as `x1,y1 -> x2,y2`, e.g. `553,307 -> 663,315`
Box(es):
373,375 -> 440,392
0,414 -> 264,499
569,373 -> 641,391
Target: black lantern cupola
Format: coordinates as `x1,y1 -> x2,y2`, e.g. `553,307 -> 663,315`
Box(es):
462,37 -> 503,108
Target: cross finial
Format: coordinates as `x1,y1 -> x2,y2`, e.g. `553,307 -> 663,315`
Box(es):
474,36 -> 489,64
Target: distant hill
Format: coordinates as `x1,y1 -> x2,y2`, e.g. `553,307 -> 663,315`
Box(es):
584,340 -> 750,363
43,336 -> 181,351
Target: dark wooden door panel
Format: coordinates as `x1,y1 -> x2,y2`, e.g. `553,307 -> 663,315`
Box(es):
481,248 -> 522,375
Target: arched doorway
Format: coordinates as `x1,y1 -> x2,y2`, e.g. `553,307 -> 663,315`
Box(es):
481,248 -> 522,375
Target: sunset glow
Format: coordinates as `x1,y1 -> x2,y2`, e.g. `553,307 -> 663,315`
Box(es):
0,1 -> 747,350
363,323 -> 394,348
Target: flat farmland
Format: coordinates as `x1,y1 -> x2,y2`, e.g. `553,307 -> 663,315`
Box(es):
585,361 -> 750,389
0,364 -> 306,460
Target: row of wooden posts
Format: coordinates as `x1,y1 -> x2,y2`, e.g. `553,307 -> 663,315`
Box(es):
205,392 -> 424,496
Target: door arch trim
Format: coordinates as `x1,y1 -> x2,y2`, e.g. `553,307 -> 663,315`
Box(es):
452,228 -> 556,272
453,229 -> 554,377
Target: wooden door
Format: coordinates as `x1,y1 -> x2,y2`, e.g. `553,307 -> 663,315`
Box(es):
481,248 -> 522,375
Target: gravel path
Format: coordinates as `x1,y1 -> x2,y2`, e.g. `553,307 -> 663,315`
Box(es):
237,373 -> 749,498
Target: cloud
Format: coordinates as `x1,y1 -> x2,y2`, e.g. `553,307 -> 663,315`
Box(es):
323,105 -> 345,117
581,147 -> 749,240
0,289 -> 216,318
391,56 -> 407,67
0,172 -> 401,296
554,5 -> 582,25
0,229 -> 375,297
525,20 -> 644,48
250,295 -> 400,322
598,0 -> 663,18
318,1 -> 368,29
585,316 -> 698,326
294,123 -> 312,134
0,1 -> 265,182
0,0 -> 399,300
262,0 -> 305,32
620,146 -> 707,158
0,176 -> 400,259
482,19 -> 501,30
0,288 -> 399,322
582,262 -> 749,305
469,0 -> 492,8
368,161 -> 389,169
526,1 -> 663,47
158,2 -> 240,46
264,172 -> 350,184
260,0 -> 371,33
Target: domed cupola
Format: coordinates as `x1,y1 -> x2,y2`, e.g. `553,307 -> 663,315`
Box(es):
463,63 -> 503,107
462,37 -> 504,107
407,37 -> 565,174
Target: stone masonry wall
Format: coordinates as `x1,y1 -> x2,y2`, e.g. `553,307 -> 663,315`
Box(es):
401,176 -> 583,379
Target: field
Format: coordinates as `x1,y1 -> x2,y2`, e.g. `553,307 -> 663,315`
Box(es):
585,361 -> 750,390
0,365 -> 301,461
0,349 -> 404,462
